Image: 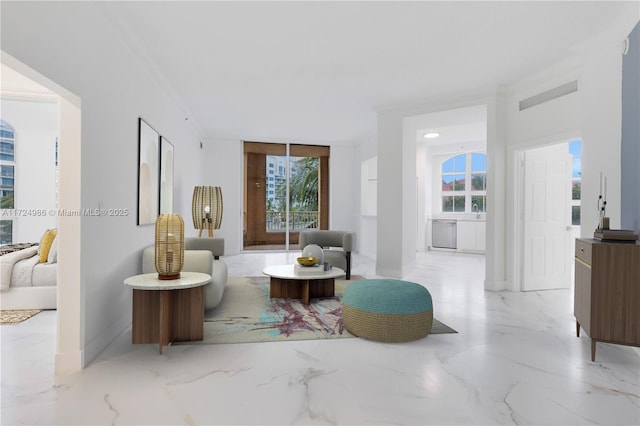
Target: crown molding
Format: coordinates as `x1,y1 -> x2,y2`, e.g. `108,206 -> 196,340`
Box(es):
1,90 -> 58,103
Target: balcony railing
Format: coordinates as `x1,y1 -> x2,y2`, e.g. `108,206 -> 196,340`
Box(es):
266,211 -> 318,232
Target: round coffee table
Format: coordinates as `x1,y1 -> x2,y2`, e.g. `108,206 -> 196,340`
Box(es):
262,265 -> 345,304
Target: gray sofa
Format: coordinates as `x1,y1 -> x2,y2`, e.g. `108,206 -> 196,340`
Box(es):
299,230 -> 353,279
142,237 -> 228,310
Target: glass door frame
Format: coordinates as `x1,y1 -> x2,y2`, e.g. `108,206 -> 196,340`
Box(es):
243,141 -> 329,251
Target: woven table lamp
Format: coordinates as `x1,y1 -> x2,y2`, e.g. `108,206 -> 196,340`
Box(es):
155,214 -> 184,280
192,186 -> 223,237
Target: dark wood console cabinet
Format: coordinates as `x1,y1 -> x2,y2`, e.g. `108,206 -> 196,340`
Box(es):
574,238 -> 640,361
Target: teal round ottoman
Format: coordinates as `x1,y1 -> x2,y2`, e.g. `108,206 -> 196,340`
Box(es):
342,279 -> 433,342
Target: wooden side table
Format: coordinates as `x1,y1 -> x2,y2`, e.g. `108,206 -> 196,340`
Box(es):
124,272 -> 211,354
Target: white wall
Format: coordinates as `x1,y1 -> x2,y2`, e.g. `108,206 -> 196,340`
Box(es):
56,91 -> 82,373
580,47 -> 625,234
356,138 -> 377,260
0,97 -> 58,242
482,95 -> 508,291
416,140 -> 427,251
1,2 -> 205,370
329,145 -> 357,235
621,22 -> 640,234
200,139 -> 243,255
376,111 -> 410,277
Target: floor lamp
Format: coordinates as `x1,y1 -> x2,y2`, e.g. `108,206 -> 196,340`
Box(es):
192,186 -> 223,237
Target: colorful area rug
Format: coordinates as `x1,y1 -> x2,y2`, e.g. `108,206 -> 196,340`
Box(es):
198,276 -> 456,344
0,309 -> 42,325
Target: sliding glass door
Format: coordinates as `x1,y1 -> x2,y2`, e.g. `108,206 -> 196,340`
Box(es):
243,142 -> 329,250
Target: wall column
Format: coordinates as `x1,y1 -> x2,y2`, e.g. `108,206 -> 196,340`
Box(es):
376,111 -> 417,277
56,94 -> 84,372
485,95 -> 508,290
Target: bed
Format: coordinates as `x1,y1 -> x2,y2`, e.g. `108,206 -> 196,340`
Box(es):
0,230 -> 58,310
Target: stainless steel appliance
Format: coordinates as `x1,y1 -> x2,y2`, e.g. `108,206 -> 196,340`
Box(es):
432,219 -> 457,249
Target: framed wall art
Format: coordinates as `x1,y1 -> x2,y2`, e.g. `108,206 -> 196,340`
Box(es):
160,136 -> 174,214
137,118 -> 160,225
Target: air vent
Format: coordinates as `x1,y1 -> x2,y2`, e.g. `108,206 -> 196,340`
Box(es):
519,80 -> 578,111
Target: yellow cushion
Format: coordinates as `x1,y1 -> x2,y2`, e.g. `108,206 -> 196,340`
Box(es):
38,229 -> 57,263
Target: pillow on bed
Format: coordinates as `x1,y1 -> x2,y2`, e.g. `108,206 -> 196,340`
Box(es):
38,229 -> 57,263
47,236 -> 58,264
37,230 -> 47,253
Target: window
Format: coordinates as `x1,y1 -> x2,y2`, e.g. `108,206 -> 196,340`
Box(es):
0,220 -> 12,244
0,143 -> 13,161
470,153 -> 487,213
441,154 -> 466,212
441,152 -> 487,213
569,140 -> 582,226
0,120 -> 14,244
0,120 -> 15,210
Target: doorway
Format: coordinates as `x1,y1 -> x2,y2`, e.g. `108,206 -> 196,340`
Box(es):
243,141 -> 329,251
2,51 -> 82,371
518,139 -> 582,291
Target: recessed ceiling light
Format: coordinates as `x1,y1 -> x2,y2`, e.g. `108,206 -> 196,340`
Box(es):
423,132 -> 440,139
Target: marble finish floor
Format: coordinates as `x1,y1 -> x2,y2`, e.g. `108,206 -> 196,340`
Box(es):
2,250 -> 639,425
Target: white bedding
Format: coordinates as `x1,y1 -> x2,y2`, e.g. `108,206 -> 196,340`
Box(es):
7,255 -> 56,288
10,254 -> 40,287
0,242 -> 57,310
1,245 -> 57,289
1,246 -> 37,290
32,262 -> 57,287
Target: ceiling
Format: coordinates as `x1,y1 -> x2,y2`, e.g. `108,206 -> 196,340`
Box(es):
414,104 -> 487,149
7,2 -> 637,146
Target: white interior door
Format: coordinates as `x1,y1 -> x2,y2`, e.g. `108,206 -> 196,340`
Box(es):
522,144 -> 573,291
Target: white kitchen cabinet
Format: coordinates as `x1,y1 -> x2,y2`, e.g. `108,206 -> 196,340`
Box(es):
456,220 -> 486,253
476,221 -> 486,250
456,221 -> 475,251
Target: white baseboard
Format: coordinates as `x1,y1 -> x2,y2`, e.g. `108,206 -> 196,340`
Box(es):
83,314 -> 131,368
484,279 -> 509,291
55,313 -> 130,373
375,260 -> 417,279
55,349 -> 84,375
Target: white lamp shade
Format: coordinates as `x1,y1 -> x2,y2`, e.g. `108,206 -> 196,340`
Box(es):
302,244 -> 324,265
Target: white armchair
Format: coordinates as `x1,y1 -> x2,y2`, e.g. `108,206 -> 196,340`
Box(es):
142,237 -> 228,310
